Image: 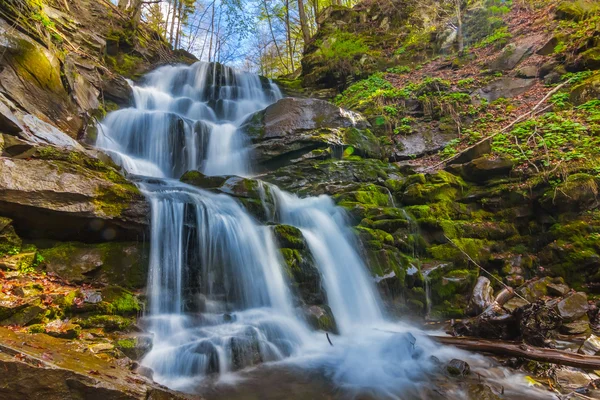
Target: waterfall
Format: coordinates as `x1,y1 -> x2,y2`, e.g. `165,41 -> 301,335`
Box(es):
97,61 -> 547,398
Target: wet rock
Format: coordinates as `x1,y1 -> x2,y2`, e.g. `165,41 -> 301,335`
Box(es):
304,305 -> 337,333
242,97 -> 379,169
580,334 -> 600,355
467,383 -> 502,400
540,174 -> 600,213
100,75 -> 133,106
473,78 -> 536,102
557,292 -> 589,322
467,276 -> 494,316
446,359 -> 470,376
116,336 -> 153,360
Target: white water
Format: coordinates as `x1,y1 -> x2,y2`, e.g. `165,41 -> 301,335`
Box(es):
97,61 -> 548,399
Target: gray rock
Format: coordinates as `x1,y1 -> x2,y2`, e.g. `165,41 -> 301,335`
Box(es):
557,292 -> 589,322
547,282 -> 570,297
473,78 -> 536,102
580,334 -> 600,355
452,156 -> 514,183
242,97 -> 379,169
487,36 -> 542,71
0,156 -> 148,241
516,66 -> 539,79
468,276 -> 494,315
446,359 -> 470,376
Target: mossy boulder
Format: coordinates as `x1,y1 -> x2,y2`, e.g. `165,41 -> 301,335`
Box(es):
40,242 -> 148,288
241,97 -> 380,170
400,171 -> 467,205
303,305 -> 337,333
0,150 -> 148,241
555,0 -> 600,21
0,19 -> 82,136
569,73 -> 600,105
77,315 -> 134,332
539,173 -> 600,213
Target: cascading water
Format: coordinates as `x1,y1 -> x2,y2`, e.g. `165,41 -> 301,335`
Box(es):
98,61 -> 548,399
97,62 -> 311,386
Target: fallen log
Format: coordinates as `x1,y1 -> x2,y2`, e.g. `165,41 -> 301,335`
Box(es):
434,336 -> 600,370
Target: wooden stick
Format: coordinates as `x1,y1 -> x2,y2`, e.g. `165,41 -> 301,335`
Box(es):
425,80 -> 572,171
434,336 -> 600,370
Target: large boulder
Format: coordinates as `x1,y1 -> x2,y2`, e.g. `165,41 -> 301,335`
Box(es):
0,149 -> 148,241
0,19 -> 82,137
473,78 -> 536,102
487,35 -> 543,71
40,241 -> 148,288
241,97 -> 381,170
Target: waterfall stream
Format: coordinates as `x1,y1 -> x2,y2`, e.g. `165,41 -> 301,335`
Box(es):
97,62 -> 548,399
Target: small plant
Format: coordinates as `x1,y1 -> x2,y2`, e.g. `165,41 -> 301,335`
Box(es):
440,138 -> 462,159
387,66 -> 412,74
475,27 -> 512,49
550,92 -> 570,108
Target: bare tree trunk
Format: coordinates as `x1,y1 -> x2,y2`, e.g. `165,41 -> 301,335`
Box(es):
208,1 -> 216,62
456,0 -> 464,54
169,0 -> 179,45
435,336 -> 600,370
118,0 -> 128,10
262,0 -> 288,72
285,0 -> 294,73
130,0 -> 143,28
174,0 -> 184,49
298,0 -> 311,47
313,0 -> 319,30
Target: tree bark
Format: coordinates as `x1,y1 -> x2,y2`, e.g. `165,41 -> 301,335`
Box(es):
208,1 -> 215,62
174,0 -> 184,49
169,0 -> 179,45
118,0 -> 128,10
455,0 -> 464,54
285,0 -> 294,73
435,336 -> 600,370
298,0 -> 311,47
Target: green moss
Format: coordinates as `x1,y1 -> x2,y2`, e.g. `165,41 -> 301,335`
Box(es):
115,338 -> 136,349
100,286 -> 141,316
78,315 -> 134,331
27,324 -> 46,334
274,225 -> 305,249
428,239 -> 490,264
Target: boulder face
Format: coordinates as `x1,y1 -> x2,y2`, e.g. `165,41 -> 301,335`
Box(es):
241,97 -> 381,170
0,19 -> 83,137
473,78 -> 536,102
0,150 -> 148,242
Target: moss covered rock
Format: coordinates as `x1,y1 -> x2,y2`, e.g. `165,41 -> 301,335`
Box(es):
0,151 -> 148,241
40,241 -> 148,288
